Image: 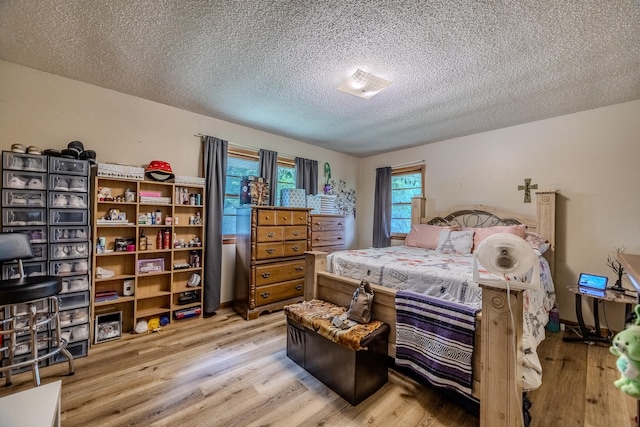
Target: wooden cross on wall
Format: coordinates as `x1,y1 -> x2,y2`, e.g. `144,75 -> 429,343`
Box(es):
518,178 -> 538,203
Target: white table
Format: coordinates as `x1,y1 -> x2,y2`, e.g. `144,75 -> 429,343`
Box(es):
0,380 -> 61,427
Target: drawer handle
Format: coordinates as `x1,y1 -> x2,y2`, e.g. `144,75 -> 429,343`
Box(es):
337,237 -> 343,240
338,222 -> 343,226
292,245 -> 300,252
266,248 -> 276,254
260,292 -> 271,299
283,216 -> 288,220
265,215 -> 270,220
295,266 -> 303,271
295,284 -> 303,291
261,272 -> 271,278
292,230 -> 300,236
267,232 -> 276,237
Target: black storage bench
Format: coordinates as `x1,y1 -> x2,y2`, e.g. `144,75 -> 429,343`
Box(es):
284,299 -> 389,405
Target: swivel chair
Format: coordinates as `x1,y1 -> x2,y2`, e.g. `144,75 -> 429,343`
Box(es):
0,232 -> 74,386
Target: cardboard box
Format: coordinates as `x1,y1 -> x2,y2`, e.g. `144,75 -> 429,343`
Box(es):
306,194 -> 321,214
280,188 -> 306,207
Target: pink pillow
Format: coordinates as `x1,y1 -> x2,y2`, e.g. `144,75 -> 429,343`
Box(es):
405,224 -> 458,249
472,224 -> 526,252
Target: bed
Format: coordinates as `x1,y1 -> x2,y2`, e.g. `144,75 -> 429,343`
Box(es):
304,191 -> 557,426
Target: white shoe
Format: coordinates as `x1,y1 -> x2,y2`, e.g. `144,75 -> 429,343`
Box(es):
54,178 -> 69,191
72,309 -> 88,323
75,229 -> 87,239
70,277 -> 88,291
11,195 -> 27,205
69,179 -> 85,191
24,158 -> 41,171
8,176 -> 26,188
27,194 -> 44,206
53,195 -> 68,206
61,280 -> 70,293
96,267 -> 115,278
11,157 -> 24,169
26,177 -> 44,189
57,262 -> 72,274
54,246 -> 67,259
59,312 -> 72,327
68,195 -> 86,208
74,261 -> 88,273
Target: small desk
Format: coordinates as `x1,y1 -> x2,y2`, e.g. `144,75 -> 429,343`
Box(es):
0,380 -> 61,427
563,285 -> 636,344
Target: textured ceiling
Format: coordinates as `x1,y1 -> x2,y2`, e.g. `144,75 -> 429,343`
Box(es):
1,1 -> 639,157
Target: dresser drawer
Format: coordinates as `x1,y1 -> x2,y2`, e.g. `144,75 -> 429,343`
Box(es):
254,279 -> 304,306
276,210 -> 308,225
255,260 -> 305,286
283,241 -> 306,257
257,210 -> 278,226
312,230 -> 344,247
311,216 -> 345,232
257,226 -> 284,242
284,225 -> 307,240
256,242 -> 284,259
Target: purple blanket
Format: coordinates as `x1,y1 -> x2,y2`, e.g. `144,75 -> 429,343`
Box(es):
395,290 -> 480,401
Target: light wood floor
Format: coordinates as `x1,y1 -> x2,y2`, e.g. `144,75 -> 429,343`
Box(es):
0,308 -> 637,426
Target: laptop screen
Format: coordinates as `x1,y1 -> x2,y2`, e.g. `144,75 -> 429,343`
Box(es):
578,273 -> 608,291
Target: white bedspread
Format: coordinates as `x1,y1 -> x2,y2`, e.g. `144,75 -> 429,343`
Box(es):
327,245 -> 556,391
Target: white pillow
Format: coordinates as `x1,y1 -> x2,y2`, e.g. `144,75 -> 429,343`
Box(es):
436,229 -> 475,256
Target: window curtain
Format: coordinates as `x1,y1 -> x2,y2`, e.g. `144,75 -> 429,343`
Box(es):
373,166 -> 392,248
258,149 -> 278,206
295,157 -> 318,195
202,135 -> 228,314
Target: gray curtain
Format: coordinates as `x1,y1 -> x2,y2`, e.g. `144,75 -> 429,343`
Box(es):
295,157 -> 318,195
258,149 -> 278,206
202,135 -> 228,314
373,166 -> 392,248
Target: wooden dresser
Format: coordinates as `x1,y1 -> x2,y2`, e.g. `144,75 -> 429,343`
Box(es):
234,206 -> 311,320
310,214 -> 346,253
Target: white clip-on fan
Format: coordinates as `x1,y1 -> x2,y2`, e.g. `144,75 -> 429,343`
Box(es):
473,233 -> 540,291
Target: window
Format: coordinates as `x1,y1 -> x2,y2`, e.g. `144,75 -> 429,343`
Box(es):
390,165 -> 424,236
223,147 -> 296,238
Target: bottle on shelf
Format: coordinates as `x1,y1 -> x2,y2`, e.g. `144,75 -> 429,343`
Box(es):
156,230 -> 162,250
139,229 -> 146,251
163,229 -> 171,249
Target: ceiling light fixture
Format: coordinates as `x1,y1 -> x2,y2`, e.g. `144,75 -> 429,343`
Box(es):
337,69 -> 392,99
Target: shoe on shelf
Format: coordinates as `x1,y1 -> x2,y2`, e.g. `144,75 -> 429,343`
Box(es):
72,309 -> 88,323
54,178 -> 69,191
52,194 -> 68,206
69,179 -> 85,191
8,175 -> 26,189
74,261 -> 88,273
75,229 -> 87,239
54,246 -> 67,259
57,263 -> 72,274
68,195 -> 86,208
26,177 -> 44,189
96,267 -> 115,279
61,280 -> 70,293
59,312 -> 72,327
11,195 -> 27,205
70,277 -> 88,291
24,158 -> 41,171
27,194 -> 44,206
11,157 -> 24,169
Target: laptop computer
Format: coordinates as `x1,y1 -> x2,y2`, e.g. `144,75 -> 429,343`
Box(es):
578,273 -> 608,298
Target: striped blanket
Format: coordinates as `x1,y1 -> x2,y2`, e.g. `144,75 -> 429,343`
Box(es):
395,290 -> 480,401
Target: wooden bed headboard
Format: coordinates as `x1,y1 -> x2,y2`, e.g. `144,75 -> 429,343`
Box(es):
410,191 -> 557,275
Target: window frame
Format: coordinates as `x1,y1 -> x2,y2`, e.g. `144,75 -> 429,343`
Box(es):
390,164 -> 425,240
223,147 -> 295,244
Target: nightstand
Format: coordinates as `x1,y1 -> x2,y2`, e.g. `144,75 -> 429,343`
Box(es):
563,284 -> 636,344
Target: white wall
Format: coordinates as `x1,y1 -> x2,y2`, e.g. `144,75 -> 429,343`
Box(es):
0,60 -> 359,305
358,99 -> 640,330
